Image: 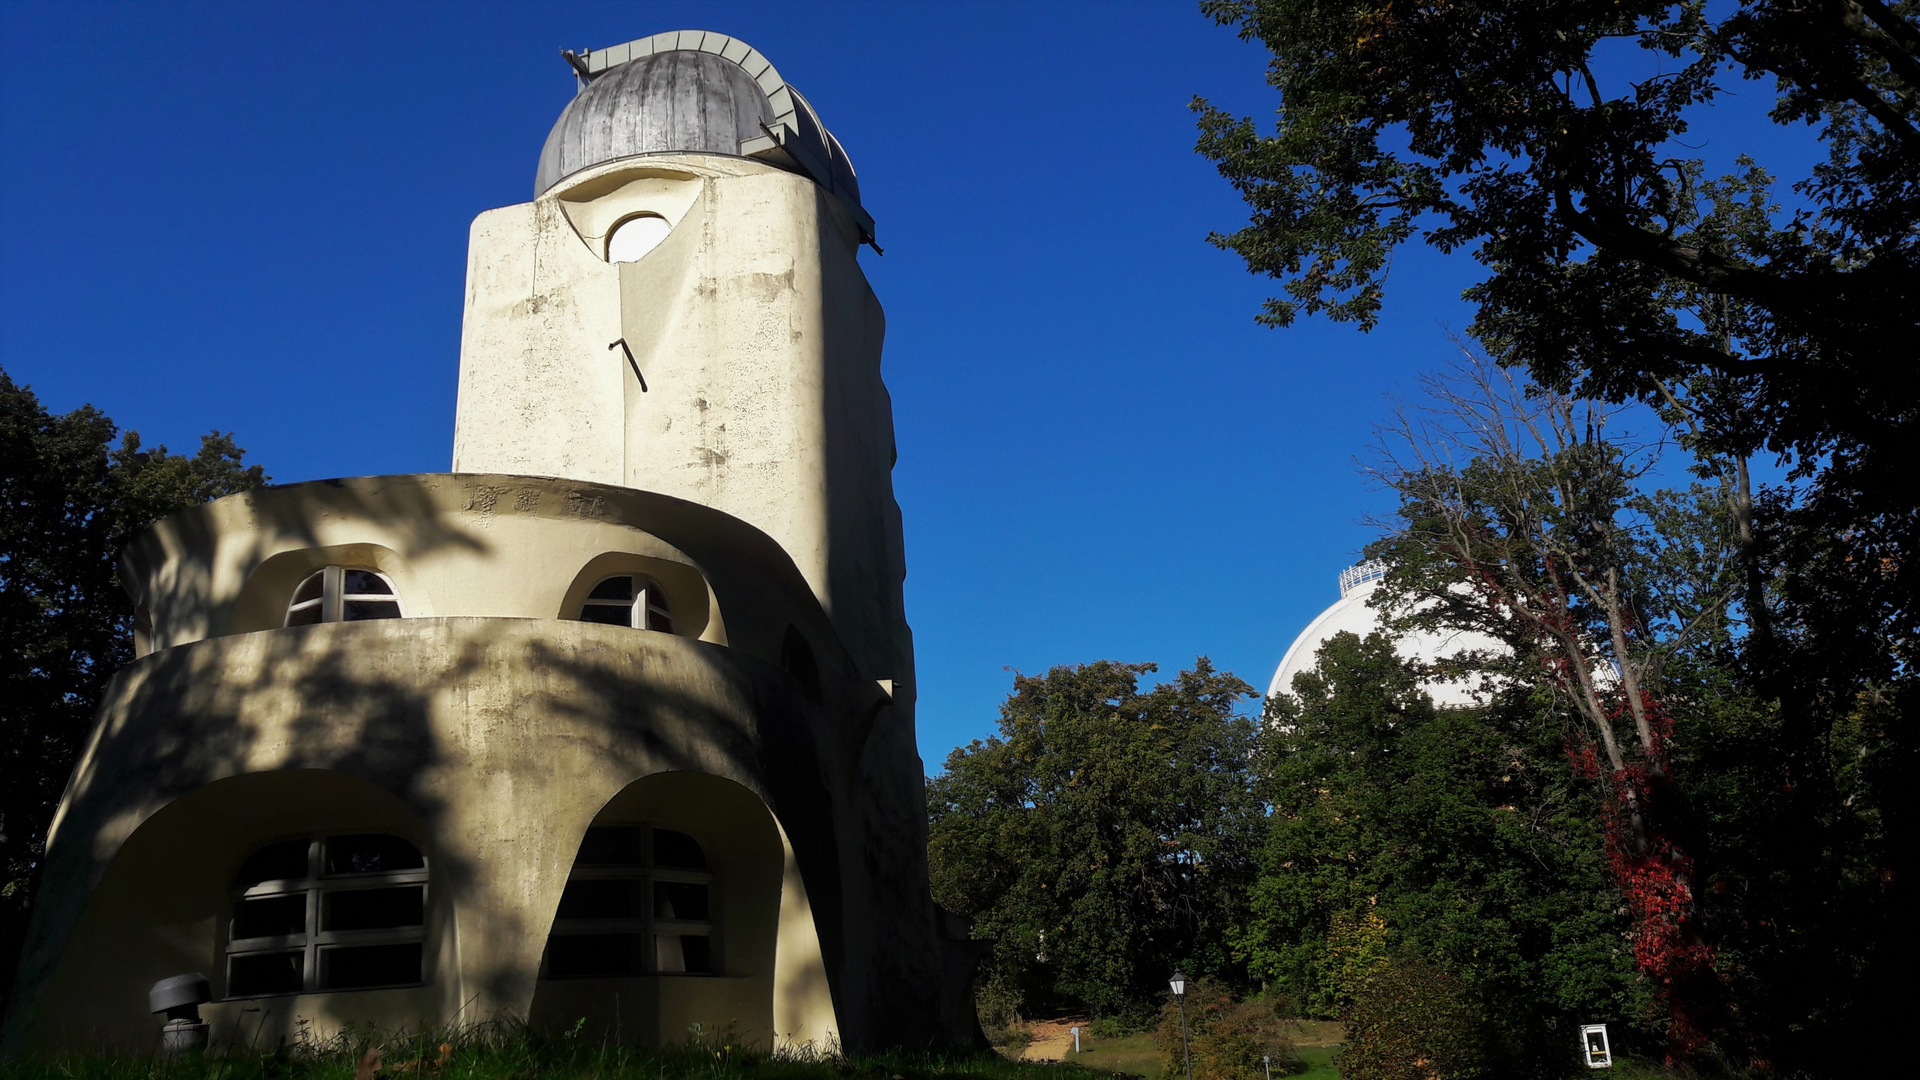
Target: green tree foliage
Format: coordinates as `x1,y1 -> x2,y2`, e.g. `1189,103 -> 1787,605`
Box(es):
0,369 -> 268,1009
927,659 -> 1263,1021
1197,6 -> 1918,1069
1242,629 -> 1642,1073
1153,979 -> 1299,1080
1340,353 -> 1911,1071
1336,960 -> 1488,1080
1192,0 -> 1916,483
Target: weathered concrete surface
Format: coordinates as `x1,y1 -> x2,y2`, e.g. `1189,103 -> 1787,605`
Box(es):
450,155 -> 909,702
6,478 -> 975,1055
9,619 -> 862,1051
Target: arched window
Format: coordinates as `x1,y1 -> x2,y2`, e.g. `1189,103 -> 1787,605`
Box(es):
225,834 -> 428,997
607,213 -> 671,263
543,825 -> 714,979
578,575 -> 672,633
285,567 -> 403,626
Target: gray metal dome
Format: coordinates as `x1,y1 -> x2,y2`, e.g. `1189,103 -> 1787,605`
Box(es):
533,30 -> 874,244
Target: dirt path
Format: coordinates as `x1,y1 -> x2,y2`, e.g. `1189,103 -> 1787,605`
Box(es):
1019,1017 -> 1089,1062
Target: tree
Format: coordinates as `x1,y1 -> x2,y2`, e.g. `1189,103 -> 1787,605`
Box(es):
1352,351 -> 1912,1072
1193,0 -> 1917,484
927,659 -> 1264,1022
1244,628 -> 1641,1074
1336,960 -> 1488,1080
1152,979 -> 1299,1080
1192,4 -> 1919,876
0,369 -> 268,1011
1197,10 -> 1919,1064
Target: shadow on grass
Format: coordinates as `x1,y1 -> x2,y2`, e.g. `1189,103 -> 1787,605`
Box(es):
9,1019 -> 1118,1080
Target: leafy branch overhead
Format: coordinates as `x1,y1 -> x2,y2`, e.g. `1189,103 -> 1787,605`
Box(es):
1194,0 -> 1917,473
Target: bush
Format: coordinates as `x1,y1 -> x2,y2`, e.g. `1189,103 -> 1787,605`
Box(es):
1155,980 -> 1300,1080
1088,1016 -> 1131,1040
992,1026 -> 1035,1052
976,973 -> 1028,1048
1335,960 -> 1486,1080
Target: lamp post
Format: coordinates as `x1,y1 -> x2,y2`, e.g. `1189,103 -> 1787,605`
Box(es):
1170,971 -> 1193,1080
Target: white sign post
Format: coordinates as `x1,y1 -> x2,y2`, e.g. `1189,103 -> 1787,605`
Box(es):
1580,1024 -> 1612,1068
1071,1026 -> 1081,1054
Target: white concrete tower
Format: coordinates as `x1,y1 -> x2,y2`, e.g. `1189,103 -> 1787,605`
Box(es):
451,30 -> 908,693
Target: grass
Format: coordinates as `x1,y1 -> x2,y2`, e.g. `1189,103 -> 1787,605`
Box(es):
10,1019 -> 1361,1080
1054,1032 -> 1162,1078
1041,1021 -> 1343,1080
1291,1046 -> 1338,1080
5,1026 -> 1126,1080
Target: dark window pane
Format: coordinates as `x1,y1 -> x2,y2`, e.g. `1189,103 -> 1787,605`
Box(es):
654,882 -> 709,921
545,933 -> 645,979
324,886 -> 424,931
556,879 -> 643,920
236,840 -> 310,886
343,600 -> 402,621
325,834 -> 423,876
286,604 -> 322,627
575,826 -> 644,866
646,605 -> 673,634
652,830 -> 706,870
680,934 -> 713,974
587,577 -> 634,601
579,604 -> 632,626
320,942 -> 422,990
232,893 -> 307,940
228,951 -> 303,996
342,570 -> 392,595
293,572 -> 325,604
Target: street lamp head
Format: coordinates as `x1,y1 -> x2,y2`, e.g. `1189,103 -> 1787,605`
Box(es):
1169,970 -> 1188,997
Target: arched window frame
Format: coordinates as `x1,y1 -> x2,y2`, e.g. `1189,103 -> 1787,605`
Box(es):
285,566 -> 404,627
578,575 -> 673,633
542,825 -> 715,979
224,833 -> 429,998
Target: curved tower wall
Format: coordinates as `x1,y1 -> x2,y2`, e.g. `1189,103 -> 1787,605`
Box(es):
452,154 -> 908,713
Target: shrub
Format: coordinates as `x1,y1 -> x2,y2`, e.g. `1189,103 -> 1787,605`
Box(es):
1155,980 -> 1301,1080
976,973 -> 1027,1048
1335,960 -> 1487,1080
1088,1016 -> 1131,1040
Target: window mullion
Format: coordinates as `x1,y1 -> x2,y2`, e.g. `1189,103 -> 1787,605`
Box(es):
322,566 -> 343,624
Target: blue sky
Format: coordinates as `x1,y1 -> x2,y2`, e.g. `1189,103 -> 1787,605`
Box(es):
0,2 -> 1813,768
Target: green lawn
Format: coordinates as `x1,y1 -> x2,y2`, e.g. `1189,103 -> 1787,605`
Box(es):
1293,1045 -> 1339,1080
1055,1030 -> 1341,1080
1059,1031 -> 1164,1078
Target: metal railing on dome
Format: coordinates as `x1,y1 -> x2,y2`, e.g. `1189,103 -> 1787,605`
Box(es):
1338,560 -> 1389,598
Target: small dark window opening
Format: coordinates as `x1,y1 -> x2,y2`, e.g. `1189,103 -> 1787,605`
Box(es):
578,575 -> 673,633
781,626 -> 822,702
285,567 -> 403,626
543,824 -> 715,979
225,834 -> 428,997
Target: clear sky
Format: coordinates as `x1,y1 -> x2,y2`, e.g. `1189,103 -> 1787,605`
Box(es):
0,2 -> 1811,769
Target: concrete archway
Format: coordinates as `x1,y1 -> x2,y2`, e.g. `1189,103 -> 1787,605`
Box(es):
527,772 -> 836,1050
21,770 -> 456,1051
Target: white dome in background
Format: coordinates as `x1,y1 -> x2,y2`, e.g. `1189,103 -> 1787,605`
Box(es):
1267,561 -> 1503,709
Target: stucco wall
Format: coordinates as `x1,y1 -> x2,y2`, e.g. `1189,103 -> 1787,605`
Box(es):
449,156 -> 911,707
7,476 -> 975,1055
11,620 -> 839,1053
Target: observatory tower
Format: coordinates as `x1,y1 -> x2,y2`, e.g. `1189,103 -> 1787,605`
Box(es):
5,31 -> 981,1055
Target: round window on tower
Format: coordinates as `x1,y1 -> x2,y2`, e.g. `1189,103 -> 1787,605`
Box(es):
607,214 -> 672,263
